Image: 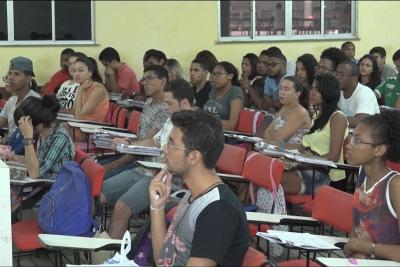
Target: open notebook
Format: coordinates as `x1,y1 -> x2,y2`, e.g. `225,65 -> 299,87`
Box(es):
116,144 -> 162,157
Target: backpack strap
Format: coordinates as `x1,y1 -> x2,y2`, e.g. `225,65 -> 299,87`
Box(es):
78,156 -> 90,165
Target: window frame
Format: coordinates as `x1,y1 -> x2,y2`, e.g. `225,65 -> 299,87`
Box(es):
217,0 -> 358,43
0,0 -> 95,46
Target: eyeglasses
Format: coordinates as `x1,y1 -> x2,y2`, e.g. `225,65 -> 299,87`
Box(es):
141,75 -> 160,83
210,72 -> 228,78
349,134 -> 377,148
166,141 -> 189,151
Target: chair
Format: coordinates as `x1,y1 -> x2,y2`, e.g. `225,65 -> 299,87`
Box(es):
127,110 -> 141,134
236,109 -> 265,135
216,144 -> 247,175
111,106 -> 128,129
242,247 -> 268,267
387,160 -> 400,172
12,157 -> 105,266
106,101 -> 119,124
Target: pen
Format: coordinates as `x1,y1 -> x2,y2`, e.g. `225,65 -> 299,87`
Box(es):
155,174 -> 167,200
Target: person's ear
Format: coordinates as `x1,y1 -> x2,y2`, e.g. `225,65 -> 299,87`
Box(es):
374,144 -> 388,158
187,150 -> 202,167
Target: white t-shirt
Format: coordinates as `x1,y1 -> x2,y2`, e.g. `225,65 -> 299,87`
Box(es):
56,80 -> 79,110
339,83 -> 380,117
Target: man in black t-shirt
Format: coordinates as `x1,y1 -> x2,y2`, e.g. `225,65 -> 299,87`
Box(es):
190,58 -> 212,109
149,110 -> 249,267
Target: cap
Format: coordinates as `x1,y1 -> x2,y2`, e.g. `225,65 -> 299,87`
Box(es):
9,56 -> 35,77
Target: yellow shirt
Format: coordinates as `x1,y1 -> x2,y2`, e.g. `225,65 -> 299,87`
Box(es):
302,111 -> 348,181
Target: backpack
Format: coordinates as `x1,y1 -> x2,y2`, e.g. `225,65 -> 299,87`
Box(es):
37,161 -> 98,236
7,128 -> 25,155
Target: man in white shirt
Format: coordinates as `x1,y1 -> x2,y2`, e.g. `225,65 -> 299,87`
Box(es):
336,61 -> 380,128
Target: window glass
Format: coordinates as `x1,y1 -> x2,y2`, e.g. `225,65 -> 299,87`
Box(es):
55,1 -> 91,40
324,1 -> 352,34
0,1 -> 7,40
220,1 -> 251,37
256,0 -> 285,36
13,1 -> 52,40
292,1 -> 321,35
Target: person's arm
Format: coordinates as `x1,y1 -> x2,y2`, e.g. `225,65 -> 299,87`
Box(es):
0,116 -> 7,129
186,258 -> 217,267
262,95 -> 274,110
149,168 -> 172,262
17,116 -> 40,178
222,98 -> 243,131
264,109 -> 310,146
74,81 -> 107,120
240,80 -> 263,109
104,66 -> 120,93
345,175 -> 400,261
321,112 -> 347,161
347,113 -> 368,128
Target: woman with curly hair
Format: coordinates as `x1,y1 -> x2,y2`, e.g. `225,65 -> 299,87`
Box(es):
344,109 -> 400,261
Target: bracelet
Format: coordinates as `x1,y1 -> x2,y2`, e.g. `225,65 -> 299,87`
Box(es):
23,138 -> 35,146
150,205 -> 165,211
370,243 -> 376,259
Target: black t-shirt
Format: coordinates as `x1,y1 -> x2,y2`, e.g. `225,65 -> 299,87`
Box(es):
194,81 -> 212,109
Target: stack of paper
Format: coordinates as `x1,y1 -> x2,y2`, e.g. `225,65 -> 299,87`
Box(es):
255,142 -> 300,158
93,129 -> 137,149
116,144 -> 162,156
117,99 -> 145,109
285,154 -> 337,168
257,230 -> 339,250
108,92 -> 123,101
8,161 -> 28,181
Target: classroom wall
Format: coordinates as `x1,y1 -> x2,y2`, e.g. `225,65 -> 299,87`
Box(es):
0,0 -> 399,85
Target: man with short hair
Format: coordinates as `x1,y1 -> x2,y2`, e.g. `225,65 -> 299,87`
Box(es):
369,46 -> 397,82
341,41 -> 358,63
263,50 -> 287,111
41,48 -> 74,96
101,79 -> 196,239
190,58 -> 211,108
143,49 -> 167,68
99,47 -> 140,98
0,57 -> 41,141
315,47 -> 346,75
336,61 -> 379,128
375,49 -> 400,108
149,110 -> 249,266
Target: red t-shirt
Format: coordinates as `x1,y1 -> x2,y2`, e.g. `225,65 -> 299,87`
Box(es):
117,63 -> 140,97
42,69 -> 70,96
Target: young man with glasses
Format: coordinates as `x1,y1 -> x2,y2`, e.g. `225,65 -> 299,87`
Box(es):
315,47 -> 346,76
336,61 -> 379,128
100,79 -> 196,240
149,110 -> 249,267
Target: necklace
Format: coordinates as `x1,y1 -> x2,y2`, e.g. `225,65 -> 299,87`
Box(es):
189,181 -> 224,204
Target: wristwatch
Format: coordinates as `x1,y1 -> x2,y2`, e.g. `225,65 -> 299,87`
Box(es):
23,138 -> 35,146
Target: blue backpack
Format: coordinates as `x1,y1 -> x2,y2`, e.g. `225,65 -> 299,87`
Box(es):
37,161 -> 98,236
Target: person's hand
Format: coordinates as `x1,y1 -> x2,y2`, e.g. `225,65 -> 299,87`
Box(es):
149,167 -> 172,210
111,138 -> 130,149
80,80 -> 93,90
239,78 -> 251,92
18,116 -> 33,139
5,153 -> 25,163
104,66 -> 114,75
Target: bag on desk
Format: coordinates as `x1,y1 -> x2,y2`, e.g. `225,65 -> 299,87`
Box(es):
37,161 -> 98,236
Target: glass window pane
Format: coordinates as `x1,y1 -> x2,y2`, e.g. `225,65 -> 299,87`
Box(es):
324,1 -> 352,34
292,1 -> 321,35
256,0 -> 285,36
220,1 -> 251,37
0,1 -> 7,40
55,1 -> 92,40
14,1 -> 51,41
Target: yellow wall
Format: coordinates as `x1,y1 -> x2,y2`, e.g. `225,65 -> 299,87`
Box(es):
0,0 -> 399,84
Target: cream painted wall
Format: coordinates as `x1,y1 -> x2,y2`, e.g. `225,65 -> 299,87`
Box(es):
0,0 -> 399,85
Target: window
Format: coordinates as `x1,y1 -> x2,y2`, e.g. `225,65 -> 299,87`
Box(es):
0,0 -> 94,45
218,0 -> 356,42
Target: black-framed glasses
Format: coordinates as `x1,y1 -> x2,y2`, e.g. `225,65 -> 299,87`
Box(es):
140,75 -> 160,83
349,133 -> 378,148
166,140 -> 189,151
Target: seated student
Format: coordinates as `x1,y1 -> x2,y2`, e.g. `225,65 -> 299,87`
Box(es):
263,49 -> 288,112
56,52 -> 87,113
73,56 -> 109,122
358,54 -> 381,91
99,47 -> 140,98
240,50 -> 270,110
41,48 -> 75,96
374,49 -> 400,109
239,53 -> 260,107
336,61 -> 380,128
341,41 -> 358,64
165,58 -> 186,81
190,58 -> 212,109
100,80 -> 194,239
203,61 -> 243,131
195,50 -> 218,73
282,74 -> 348,195
315,47 -> 346,76
263,76 -> 311,146
295,53 -> 318,90
143,49 -> 167,68
370,46 -> 397,83
149,110 -> 249,267
0,57 -> 41,144
343,109 -> 400,261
